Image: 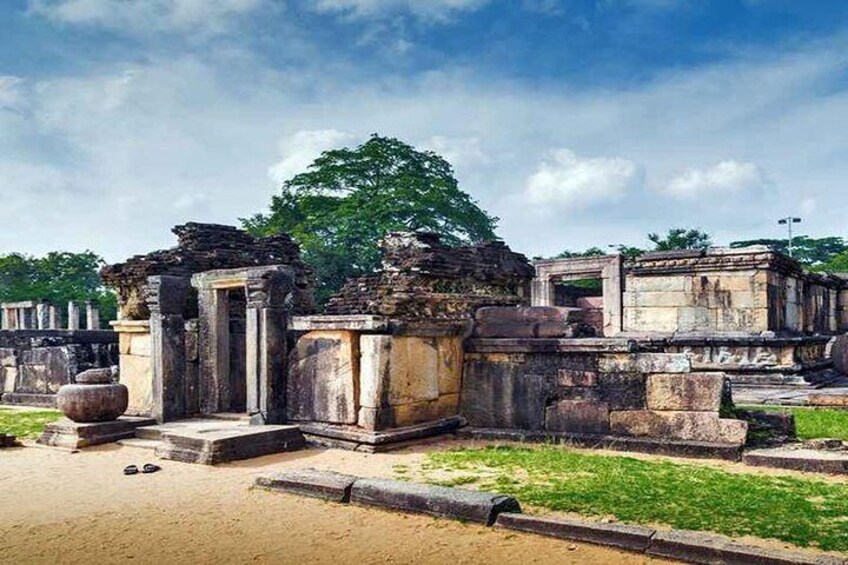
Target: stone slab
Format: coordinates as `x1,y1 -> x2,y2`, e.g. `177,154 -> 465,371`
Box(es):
254,468 -> 357,502
544,399 -> 610,434
646,373 -> 725,412
36,416 -> 156,449
473,306 -> 584,338
495,513 -> 654,552
350,478 -> 520,525
610,410 -> 748,445
298,416 -> 463,449
290,315 -> 389,332
156,425 -> 305,465
743,448 -> 848,475
647,529 -> 845,565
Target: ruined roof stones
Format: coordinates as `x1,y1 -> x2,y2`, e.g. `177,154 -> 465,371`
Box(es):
323,232 -> 534,320
101,223 -> 315,320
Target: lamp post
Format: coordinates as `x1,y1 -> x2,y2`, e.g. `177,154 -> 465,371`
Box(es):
778,216 -> 802,258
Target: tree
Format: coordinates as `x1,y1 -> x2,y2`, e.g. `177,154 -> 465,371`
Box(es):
819,251 -> 848,273
730,236 -> 847,269
553,247 -> 607,259
648,228 -> 712,251
243,134 -> 499,305
0,251 -> 117,327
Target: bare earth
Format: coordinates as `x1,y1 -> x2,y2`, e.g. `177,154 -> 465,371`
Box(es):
0,441 -> 673,565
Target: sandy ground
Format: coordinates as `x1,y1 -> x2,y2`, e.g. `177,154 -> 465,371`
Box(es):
0,441 -> 674,565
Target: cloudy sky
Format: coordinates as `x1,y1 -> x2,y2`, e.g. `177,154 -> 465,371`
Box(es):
2,0 -> 847,261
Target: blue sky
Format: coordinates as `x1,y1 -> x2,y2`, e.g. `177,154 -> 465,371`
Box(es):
2,0 -> 848,260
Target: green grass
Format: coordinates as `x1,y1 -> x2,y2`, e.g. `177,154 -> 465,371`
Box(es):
741,406 -> 848,441
423,445 -> 848,552
0,407 -> 62,439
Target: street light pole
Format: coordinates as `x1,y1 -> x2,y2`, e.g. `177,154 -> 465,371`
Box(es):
778,216 -> 802,258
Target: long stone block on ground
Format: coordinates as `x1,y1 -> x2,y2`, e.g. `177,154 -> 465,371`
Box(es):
156,425 -> 305,465
350,478 -> 520,525
610,410 -> 748,445
646,373 -> 725,411
495,513 -> 654,553
255,468 -> 358,502
37,416 -> 156,449
743,448 -> 848,475
647,529 -> 845,565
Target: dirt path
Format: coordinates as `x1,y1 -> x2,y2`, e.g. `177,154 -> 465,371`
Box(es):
0,442 -> 672,565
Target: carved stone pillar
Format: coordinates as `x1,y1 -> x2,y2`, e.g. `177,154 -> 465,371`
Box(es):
245,268 -> 293,425
147,275 -> 191,423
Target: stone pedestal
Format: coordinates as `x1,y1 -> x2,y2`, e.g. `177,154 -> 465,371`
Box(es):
37,416 -> 156,449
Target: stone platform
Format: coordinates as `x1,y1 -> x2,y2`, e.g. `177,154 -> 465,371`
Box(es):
37,416 -> 157,449
155,424 -> 305,465
298,416 -> 464,453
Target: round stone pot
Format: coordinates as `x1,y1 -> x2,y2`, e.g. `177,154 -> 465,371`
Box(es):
57,383 -> 129,423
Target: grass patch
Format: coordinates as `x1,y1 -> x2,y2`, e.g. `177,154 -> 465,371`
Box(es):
0,407 -> 62,439
423,445 -> 848,552
741,406 -> 848,441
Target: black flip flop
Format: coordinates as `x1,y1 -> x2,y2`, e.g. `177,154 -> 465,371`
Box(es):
123,465 -> 139,476
142,463 -> 161,474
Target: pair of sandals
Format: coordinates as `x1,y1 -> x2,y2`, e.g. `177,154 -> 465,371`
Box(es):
123,463 -> 161,475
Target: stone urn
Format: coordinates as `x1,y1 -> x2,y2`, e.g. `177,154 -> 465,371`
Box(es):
57,367 -> 128,423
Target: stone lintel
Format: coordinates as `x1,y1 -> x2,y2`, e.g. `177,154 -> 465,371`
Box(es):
290,315 -> 389,332
1,301 -> 37,309
111,320 -> 151,334
191,265 -> 295,290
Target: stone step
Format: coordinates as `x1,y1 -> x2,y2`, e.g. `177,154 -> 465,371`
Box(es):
156,424 -> 305,465
135,426 -> 163,441
117,438 -> 161,451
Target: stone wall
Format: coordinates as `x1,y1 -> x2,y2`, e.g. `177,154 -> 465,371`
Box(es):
461,340 -> 747,446
113,321 -> 153,415
286,316 -> 464,431
622,247 -> 846,335
101,223 -> 315,320
324,232 -> 534,320
0,330 -> 118,407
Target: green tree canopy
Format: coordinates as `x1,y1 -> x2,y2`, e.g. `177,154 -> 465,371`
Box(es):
243,134 -> 499,305
730,236 -> 847,268
648,228 -> 712,251
0,251 -> 116,327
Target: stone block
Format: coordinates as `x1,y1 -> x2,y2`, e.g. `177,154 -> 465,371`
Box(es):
495,513 -> 654,552
646,373 -> 725,411
624,307 -> 679,332
120,353 -> 153,415
350,478 -> 520,525
461,358 -> 552,430
830,334 -> 848,374
437,336 -> 463,395
545,400 -> 610,434
0,348 -> 17,367
387,337 -> 440,405
557,370 -> 596,387
2,366 -> 17,393
626,275 -> 687,293
287,331 -> 359,425
633,291 -> 694,308
254,468 -> 358,502
473,306 -> 583,338
598,353 -> 690,374
119,333 -> 132,355
129,333 -> 151,357
390,393 -> 460,427
36,416 -> 156,449
596,372 -> 647,410
677,307 -> 716,332
610,411 -> 747,445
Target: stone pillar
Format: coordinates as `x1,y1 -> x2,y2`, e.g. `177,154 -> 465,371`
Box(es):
147,276 -> 191,423
6,307 -> 18,330
36,302 -> 50,330
531,275 -> 555,307
48,305 -> 60,330
197,288 -> 230,415
68,302 -> 80,330
245,267 -> 293,425
85,301 -> 100,330
601,256 -> 623,337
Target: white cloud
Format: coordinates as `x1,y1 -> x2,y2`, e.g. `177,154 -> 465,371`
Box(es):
267,129 -> 357,185
523,149 -> 642,208
29,0 -> 266,36
306,0 -> 488,21
663,160 -> 768,199
800,197 -> 817,216
425,136 -> 488,169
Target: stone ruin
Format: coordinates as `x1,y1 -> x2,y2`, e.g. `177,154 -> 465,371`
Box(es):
325,232 -> 534,319
34,223 -> 848,466
101,222 -> 316,320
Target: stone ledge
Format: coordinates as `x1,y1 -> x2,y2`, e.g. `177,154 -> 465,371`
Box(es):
465,338 -> 643,354
298,416 -> 464,450
290,315 -> 389,332
456,427 -> 744,461
254,468 -> 357,502
350,478 -> 520,526
495,513 -> 654,552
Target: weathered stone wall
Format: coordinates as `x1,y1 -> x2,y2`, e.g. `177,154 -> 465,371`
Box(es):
286,322 -> 464,431
622,247 -> 846,335
102,223 -> 315,320
0,330 -> 118,407
461,340 -> 747,445
324,232 -> 533,320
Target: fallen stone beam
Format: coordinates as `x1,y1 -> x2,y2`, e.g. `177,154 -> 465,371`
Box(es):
254,468 -> 358,502
495,513 -> 654,552
349,478 -> 520,525
743,448 -> 848,475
